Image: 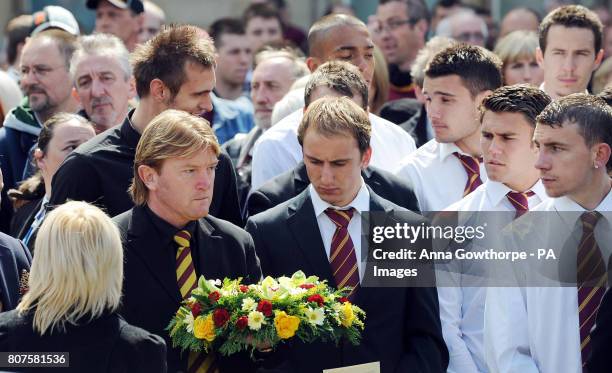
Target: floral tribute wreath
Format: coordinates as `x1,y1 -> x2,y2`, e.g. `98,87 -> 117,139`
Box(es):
168,271 -> 366,358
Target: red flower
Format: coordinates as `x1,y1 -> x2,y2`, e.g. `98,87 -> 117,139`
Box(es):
208,291 -> 221,303
213,308 -> 230,327
299,284 -> 315,289
239,285 -> 249,293
307,294 -> 325,307
236,316 -> 248,330
338,297 -> 349,304
257,300 -> 273,317
190,302 -> 202,317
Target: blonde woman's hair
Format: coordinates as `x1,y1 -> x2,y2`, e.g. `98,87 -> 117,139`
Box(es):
17,201 -> 123,335
494,31 -> 539,73
370,45 -> 389,115
129,109 -> 220,205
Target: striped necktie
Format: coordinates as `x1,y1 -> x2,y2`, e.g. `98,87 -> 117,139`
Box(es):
506,191 -> 535,219
576,211 -> 606,370
325,208 -> 359,300
454,152 -> 483,197
174,231 -> 218,373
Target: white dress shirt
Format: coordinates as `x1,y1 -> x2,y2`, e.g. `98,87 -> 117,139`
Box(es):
309,179 -> 370,281
394,139 -> 488,212
440,181 -> 547,373
484,189 -> 612,373
250,109 -> 417,190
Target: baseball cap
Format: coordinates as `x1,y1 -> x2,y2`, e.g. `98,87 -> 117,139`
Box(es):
31,5 -> 80,36
86,0 -> 145,14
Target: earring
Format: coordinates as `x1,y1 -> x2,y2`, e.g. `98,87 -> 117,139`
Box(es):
595,163 -> 599,169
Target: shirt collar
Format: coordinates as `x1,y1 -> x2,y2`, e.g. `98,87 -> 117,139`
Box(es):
439,141 -> 468,161
539,82 -> 589,97
144,204 -> 197,246
309,178 -> 370,218
485,179 -> 547,207
553,187 -> 612,227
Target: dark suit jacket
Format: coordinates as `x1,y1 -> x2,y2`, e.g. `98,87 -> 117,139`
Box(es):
246,163 -> 420,219
399,105 -> 429,149
0,232 -> 31,311
114,206 -> 262,373
0,310 -> 166,372
245,189 -> 448,373
9,198 -> 43,253
588,287 -> 612,372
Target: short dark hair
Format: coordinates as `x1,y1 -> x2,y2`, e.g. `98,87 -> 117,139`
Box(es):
598,86 -> 612,107
5,14 -> 33,65
425,43 -> 503,97
307,14 -> 366,58
243,3 -> 282,27
539,5 -> 603,54
536,93 -> 612,170
209,18 -> 245,48
480,84 -> 551,127
378,0 -> 430,23
131,25 -> 216,98
304,60 -> 368,110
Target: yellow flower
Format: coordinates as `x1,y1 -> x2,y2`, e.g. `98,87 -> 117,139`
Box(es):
194,314 -> 216,342
340,302 -> 355,327
274,311 -> 300,339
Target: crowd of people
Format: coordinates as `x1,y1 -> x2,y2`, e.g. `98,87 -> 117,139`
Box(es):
0,0 -> 610,372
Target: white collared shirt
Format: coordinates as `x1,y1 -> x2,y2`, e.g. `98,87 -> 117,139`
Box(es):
309,179 -> 370,281
484,188 -> 612,373
394,139 -> 488,212
439,181 -> 548,373
250,109 -> 417,190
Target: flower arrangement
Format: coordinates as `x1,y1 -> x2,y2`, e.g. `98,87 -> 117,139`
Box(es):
168,271 -> 366,357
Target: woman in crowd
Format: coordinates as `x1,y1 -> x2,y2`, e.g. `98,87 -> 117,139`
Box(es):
0,201 -> 167,372
494,30 -> 544,87
9,113 -> 95,252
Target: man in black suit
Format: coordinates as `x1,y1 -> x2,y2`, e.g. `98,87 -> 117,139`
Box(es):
246,97 -> 448,372
114,110 -> 261,373
49,25 -> 242,225
247,162 -> 419,218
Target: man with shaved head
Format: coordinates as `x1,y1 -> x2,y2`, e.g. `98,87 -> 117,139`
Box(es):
250,13 -> 417,189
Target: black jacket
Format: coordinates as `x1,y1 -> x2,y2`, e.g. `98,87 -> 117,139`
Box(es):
0,310 -> 166,372
0,232 -> 31,311
245,189 -> 448,373
114,205 -> 262,372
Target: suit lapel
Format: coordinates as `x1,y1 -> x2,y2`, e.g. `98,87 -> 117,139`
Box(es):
287,190 -> 335,285
126,208 -> 180,303
292,162 -> 310,195
193,218 -> 225,280
0,246 -> 19,310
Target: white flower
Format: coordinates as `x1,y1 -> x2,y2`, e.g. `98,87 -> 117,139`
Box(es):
184,313 -> 195,333
304,307 -> 325,326
289,287 -> 307,296
248,311 -> 266,330
242,297 -> 257,312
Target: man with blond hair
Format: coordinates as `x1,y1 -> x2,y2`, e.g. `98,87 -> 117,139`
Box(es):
116,109 -> 261,373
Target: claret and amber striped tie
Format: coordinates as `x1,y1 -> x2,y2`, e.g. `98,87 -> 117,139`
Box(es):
454,152 -> 483,197
576,211 -> 606,370
506,190 -> 535,219
174,230 -> 218,373
325,208 -> 360,300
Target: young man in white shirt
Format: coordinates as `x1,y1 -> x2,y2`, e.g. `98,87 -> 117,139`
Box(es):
441,84 -> 552,373
394,43 -> 503,212
484,94 -> 612,373
536,5 -> 604,100
250,14 -> 416,190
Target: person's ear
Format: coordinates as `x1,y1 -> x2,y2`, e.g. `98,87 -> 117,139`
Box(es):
593,142 -> 611,171
149,79 -> 167,103
361,146 -> 372,169
34,148 -> 45,170
306,57 -> 321,73
137,165 -> 159,191
536,47 -> 544,68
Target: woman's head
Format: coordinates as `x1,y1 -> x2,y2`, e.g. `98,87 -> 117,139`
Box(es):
17,201 -> 123,335
34,113 -> 95,186
494,30 -> 544,87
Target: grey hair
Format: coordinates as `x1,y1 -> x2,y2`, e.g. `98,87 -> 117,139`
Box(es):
436,10 -> 488,41
70,33 -> 132,82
